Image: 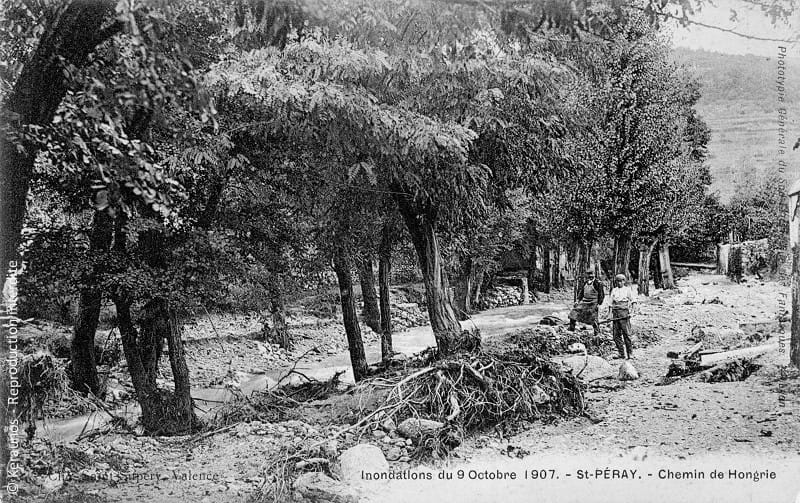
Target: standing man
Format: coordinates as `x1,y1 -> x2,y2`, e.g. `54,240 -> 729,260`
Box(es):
568,268 -> 605,336
606,274 -> 637,359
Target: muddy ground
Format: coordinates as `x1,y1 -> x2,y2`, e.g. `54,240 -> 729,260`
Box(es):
14,273 -> 800,503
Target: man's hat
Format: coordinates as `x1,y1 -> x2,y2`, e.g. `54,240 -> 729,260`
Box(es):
614,274 -> 626,282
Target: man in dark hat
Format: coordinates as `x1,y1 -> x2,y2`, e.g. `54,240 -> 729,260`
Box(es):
568,268 -> 604,336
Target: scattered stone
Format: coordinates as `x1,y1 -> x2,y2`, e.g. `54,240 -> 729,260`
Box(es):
567,342 -> 586,354
539,315 -> 563,326
397,418 -> 445,440
372,430 -> 386,440
322,440 -> 339,458
337,444 -> 388,483
379,418 -> 396,432
293,472 -> 360,503
617,360 -> 639,381
530,385 -> 550,404
385,447 -> 402,461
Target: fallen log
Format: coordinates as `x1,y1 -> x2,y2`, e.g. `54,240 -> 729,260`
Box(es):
670,262 -> 716,270
698,343 -> 777,368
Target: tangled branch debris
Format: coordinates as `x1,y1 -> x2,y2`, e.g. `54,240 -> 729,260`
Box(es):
210,372 -> 345,427
356,349 -> 585,456
16,351 -> 68,440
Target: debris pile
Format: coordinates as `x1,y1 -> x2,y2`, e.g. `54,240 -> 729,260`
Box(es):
488,324 -> 619,357
356,349 -> 585,457
478,285 -> 523,309
390,302 -> 429,331
661,337 -> 770,385
211,373 -> 346,426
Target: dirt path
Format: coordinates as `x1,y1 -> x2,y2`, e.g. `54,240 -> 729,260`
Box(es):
375,274 -> 800,502
21,274 -> 800,503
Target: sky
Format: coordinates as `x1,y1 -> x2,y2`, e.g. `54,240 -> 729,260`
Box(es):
669,0 -> 800,57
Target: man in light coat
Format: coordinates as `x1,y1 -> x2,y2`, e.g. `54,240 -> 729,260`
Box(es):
605,274 -> 637,359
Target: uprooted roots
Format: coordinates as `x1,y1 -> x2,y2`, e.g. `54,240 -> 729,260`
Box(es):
359,349 -> 585,456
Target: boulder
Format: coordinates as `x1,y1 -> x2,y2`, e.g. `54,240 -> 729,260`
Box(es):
396,418 -> 445,440
293,472 -> 361,503
338,444 -> 388,483
556,355 -> 615,381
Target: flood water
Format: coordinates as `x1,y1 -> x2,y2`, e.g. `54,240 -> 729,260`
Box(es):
40,302 -> 568,442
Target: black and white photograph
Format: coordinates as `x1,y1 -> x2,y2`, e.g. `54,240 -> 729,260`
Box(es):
1,1 -> 799,501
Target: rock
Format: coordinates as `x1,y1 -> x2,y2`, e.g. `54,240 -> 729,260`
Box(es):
555,355 -> 615,381
539,315 -> 563,326
372,430 -> 386,439
385,447 -> 402,462
293,472 -> 361,503
40,476 -> 63,493
617,360 -> 639,381
379,418 -> 396,432
396,418 -> 445,440
391,353 -> 408,363
530,385 -> 550,404
338,444 -> 388,483
567,342 -> 586,354
322,440 -> 339,458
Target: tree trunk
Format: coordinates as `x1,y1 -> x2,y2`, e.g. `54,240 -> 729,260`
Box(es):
659,244 -> 675,289
70,289 -> 102,395
792,243 -> 800,368
637,241 -> 657,296
653,245 -> 664,289
111,216 -> 198,435
358,257 -> 381,333
613,233 -> 633,280
471,267 -> 485,308
1,1 -> 119,292
542,247 -> 552,294
378,227 -> 393,361
267,279 -> 290,349
333,250 -> 369,381
395,197 -> 464,355
70,211 -> 113,395
114,296 -> 199,435
454,258 -> 472,321
573,241 -> 591,301
527,247 -> 538,293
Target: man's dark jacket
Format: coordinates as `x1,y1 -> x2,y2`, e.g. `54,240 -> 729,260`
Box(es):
581,278 -> 605,306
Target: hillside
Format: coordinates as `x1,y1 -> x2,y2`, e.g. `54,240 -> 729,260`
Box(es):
673,48 -> 800,200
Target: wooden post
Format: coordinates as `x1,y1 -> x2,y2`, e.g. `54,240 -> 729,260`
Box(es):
521,277 -> 530,304
658,244 -> 675,289
716,243 -> 730,275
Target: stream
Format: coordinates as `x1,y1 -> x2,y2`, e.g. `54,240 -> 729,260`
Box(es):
40,302 -> 569,443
